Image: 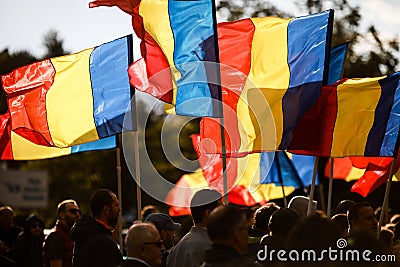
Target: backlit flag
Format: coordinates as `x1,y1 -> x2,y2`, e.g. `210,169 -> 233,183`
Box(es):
165,135 -> 297,216
90,0 -> 219,117
324,157 -> 400,197
2,36 -> 133,148
0,112 -> 116,160
289,72 -> 400,157
328,42 -> 348,85
199,10 -> 333,155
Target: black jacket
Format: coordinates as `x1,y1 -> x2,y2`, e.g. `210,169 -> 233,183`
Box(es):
200,244 -> 262,267
70,215 -> 122,267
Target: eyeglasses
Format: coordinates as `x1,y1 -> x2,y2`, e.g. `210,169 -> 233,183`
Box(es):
30,224 -> 43,229
66,209 -> 81,215
141,240 -> 163,248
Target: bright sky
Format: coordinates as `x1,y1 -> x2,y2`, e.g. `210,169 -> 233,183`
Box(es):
0,0 -> 399,59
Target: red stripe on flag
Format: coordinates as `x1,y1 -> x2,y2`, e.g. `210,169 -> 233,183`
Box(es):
2,60 -> 55,146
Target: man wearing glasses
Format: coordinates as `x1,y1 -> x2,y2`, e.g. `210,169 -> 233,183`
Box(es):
44,199 -> 81,267
123,222 -> 165,267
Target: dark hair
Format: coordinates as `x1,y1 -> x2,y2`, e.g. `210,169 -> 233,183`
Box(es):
347,202 -> 373,228
269,208 -> 300,237
141,205 -> 160,221
24,214 -> 45,233
90,189 -> 114,217
252,202 -> 280,235
288,213 -> 340,251
57,199 -> 78,218
335,199 -> 356,215
190,189 -> 221,224
207,205 -> 246,241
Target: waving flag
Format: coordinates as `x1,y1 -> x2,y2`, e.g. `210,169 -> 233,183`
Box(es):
199,10 -> 333,155
289,72 -> 400,157
2,36 -> 133,148
328,43 -> 348,85
324,157 -> 400,197
0,112 -> 116,160
90,0 -> 219,117
165,135 -> 300,216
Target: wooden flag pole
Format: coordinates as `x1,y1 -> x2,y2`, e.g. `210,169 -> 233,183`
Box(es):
115,136 -> 123,252
378,157 -> 397,237
127,34 -> 143,220
211,0 -> 228,204
378,127 -> 400,237
327,157 -> 334,218
275,152 -> 288,207
307,157 -> 320,216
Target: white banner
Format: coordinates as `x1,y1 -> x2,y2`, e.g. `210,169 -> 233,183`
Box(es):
0,170 -> 48,208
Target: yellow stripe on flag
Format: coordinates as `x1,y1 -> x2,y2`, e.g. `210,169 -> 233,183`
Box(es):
11,131 -> 72,160
48,50 -> 99,147
331,77 -> 383,157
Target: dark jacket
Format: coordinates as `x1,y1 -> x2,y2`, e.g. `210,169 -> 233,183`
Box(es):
44,222 -> 75,267
70,215 -> 122,267
201,244 -> 262,267
122,257 -> 150,267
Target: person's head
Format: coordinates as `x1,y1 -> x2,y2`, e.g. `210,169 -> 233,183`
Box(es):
25,214 -> 45,239
207,205 -> 248,255
190,189 -> 222,227
379,227 -> 394,254
347,202 -> 378,235
335,199 -> 356,215
288,213 -> 340,251
90,189 -> 120,227
144,213 -> 181,250
268,208 -> 300,237
141,205 -> 160,221
331,213 -> 349,238
251,202 -> 280,236
0,206 -> 15,230
125,222 -> 164,267
57,199 -> 81,228
288,196 -> 317,217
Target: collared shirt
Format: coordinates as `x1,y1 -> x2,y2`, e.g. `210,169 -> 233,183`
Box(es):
95,219 -> 110,230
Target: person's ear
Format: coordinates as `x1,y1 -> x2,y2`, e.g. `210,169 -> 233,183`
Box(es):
103,205 -> 110,215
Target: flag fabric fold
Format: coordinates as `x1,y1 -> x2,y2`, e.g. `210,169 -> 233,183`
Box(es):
199,10 -> 333,155
0,112 -> 116,160
165,134 -> 303,216
324,156 -> 400,197
289,72 -> 400,157
2,35 -> 134,148
90,0 -> 219,117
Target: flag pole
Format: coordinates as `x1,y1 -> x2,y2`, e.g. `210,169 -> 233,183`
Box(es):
275,152 -> 287,207
115,135 -> 123,252
327,157 -> 334,218
378,128 -> 400,237
127,34 -> 142,220
307,157 -> 319,216
210,0 -> 228,204
307,11 -> 333,216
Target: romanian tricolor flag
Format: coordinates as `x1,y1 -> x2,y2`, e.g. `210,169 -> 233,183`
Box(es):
324,157 -> 400,197
199,10 -> 333,155
0,112 -> 116,160
1,36 -> 132,148
165,135 -> 299,216
289,72 -> 400,157
90,0 -> 218,117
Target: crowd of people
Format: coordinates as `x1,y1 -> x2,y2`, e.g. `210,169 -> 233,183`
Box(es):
1,188 -> 400,267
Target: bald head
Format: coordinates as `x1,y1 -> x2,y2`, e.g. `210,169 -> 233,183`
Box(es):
124,223 -> 164,267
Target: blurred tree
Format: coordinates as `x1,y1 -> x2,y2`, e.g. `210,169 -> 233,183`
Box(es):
42,30 -> 69,58
0,49 -> 37,114
217,0 -> 399,77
